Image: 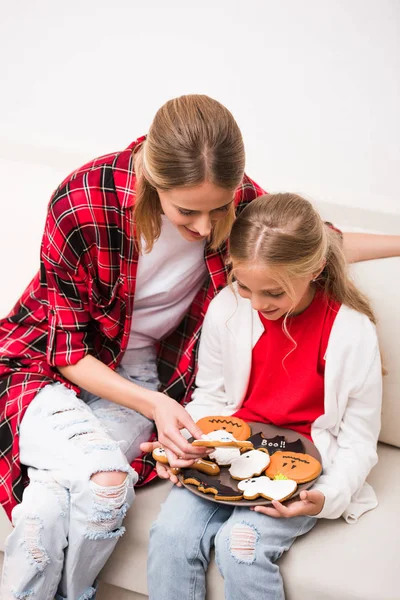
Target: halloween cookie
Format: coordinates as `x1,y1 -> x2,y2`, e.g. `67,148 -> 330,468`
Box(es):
238,476 -> 297,502
182,470 -> 244,501
248,433 -> 305,455
192,430 -> 253,450
228,449 -> 270,480
209,446 -> 241,466
196,416 -> 251,440
152,447 -> 220,476
265,451 -> 322,484
152,447 -> 169,464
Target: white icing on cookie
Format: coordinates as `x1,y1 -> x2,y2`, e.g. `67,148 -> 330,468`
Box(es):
153,447 -> 167,458
209,446 -> 241,466
201,430 -> 236,443
238,476 -> 297,501
228,449 -> 270,480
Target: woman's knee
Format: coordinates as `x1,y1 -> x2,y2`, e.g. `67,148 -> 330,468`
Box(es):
90,470 -> 128,487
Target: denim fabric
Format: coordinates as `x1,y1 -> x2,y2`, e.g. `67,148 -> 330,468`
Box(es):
1,359 -> 159,600
148,486 -> 317,600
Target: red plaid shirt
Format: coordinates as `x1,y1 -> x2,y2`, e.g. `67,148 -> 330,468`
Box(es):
0,137 -> 265,518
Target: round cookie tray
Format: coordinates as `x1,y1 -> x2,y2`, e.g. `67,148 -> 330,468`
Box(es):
179,422 -> 322,506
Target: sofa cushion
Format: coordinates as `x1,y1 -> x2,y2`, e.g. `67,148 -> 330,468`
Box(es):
349,258 -> 400,447
97,442 -> 397,600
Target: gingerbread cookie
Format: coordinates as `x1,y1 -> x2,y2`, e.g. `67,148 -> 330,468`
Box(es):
228,449 -> 270,480
152,447 -> 168,464
152,448 -> 220,476
192,430 -> 253,450
265,451 -> 322,484
182,470 -> 243,501
248,433 -> 305,455
238,476 -> 297,502
196,416 -> 251,440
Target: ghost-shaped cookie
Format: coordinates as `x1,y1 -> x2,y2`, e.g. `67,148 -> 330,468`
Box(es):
229,449 -> 270,480
238,476 -> 297,502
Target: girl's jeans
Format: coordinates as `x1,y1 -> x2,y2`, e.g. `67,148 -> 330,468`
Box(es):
148,486 -> 317,600
0,362 -> 158,600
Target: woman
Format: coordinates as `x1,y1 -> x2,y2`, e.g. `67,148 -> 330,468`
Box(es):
0,94 -> 398,600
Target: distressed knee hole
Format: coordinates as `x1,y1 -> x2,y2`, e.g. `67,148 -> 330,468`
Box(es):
90,470 -> 127,487
21,515 -> 50,573
229,522 -> 259,564
86,474 -> 130,540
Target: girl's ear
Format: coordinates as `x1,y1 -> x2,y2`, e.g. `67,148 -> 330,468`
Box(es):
311,260 -> 326,282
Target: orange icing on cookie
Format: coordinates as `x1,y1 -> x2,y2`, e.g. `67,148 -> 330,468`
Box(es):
265,451 -> 322,484
196,416 -> 251,440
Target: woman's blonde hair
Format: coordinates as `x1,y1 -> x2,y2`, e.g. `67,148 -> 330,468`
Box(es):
133,94 -> 245,252
229,193 -> 377,324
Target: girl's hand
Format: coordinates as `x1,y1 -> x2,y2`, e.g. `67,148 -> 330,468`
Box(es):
252,489 -> 325,518
155,460 -> 182,486
140,440 -> 192,486
151,393 -> 208,465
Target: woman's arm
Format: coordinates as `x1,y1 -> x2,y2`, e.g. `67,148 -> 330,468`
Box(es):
59,354 -> 204,460
42,195 -> 203,460
342,232 -> 400,263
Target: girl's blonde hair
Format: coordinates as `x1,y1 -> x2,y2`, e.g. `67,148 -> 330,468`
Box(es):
133,94 -> 245,252
229,193 -> 377,324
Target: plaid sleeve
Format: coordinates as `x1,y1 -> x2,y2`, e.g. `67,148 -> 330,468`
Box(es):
41,196 -> 93,368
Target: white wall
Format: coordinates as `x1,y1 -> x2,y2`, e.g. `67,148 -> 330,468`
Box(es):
0,0 -> 399,313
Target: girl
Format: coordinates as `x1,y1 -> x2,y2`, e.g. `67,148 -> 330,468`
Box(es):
147,193 -> 382,600
0,94 -> 394,599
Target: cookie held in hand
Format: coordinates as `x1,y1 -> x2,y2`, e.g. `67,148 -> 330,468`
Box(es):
152,447 -> 220,475
192,430 -> 253,449
196,416 -> 251,440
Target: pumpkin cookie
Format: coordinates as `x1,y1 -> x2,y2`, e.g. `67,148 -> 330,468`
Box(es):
196,416 -> 251,440
265,451 -> 322,484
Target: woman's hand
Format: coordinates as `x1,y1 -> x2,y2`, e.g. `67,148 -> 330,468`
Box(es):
252,489 -> 325,518
151,393 -> 208,465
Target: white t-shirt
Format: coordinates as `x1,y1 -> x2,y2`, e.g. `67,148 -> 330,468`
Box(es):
121,216 -> 207,371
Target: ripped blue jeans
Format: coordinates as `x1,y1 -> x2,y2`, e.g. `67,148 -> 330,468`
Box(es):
148,486 -> 317,600
0,363 -> 158,600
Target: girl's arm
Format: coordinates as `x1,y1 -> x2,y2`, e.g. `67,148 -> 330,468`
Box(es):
256,316 -> 382,520
312,337 -> 382,520
342,232 -> 400,263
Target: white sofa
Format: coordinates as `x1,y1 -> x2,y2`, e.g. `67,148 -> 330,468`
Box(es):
1,200 -> 399,600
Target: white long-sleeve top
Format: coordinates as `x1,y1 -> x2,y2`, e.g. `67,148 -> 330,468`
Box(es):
186,284 -> 382,523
